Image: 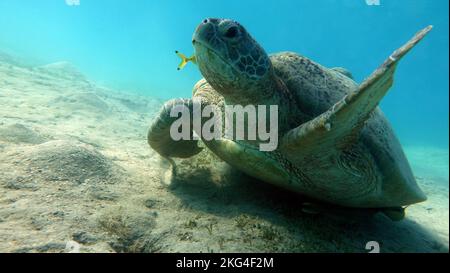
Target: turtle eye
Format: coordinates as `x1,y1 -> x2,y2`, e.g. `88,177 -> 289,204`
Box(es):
224,26 -> 239,39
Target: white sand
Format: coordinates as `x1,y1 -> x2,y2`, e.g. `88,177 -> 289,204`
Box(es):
0,51 -> 448,253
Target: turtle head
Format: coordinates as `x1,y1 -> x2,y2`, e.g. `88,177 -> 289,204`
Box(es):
193,18 -> 274,104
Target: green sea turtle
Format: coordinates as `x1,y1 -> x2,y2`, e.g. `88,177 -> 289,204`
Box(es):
148,18 -> 432,220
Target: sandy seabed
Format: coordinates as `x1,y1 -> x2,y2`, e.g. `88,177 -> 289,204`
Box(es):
0,52 -> 448,253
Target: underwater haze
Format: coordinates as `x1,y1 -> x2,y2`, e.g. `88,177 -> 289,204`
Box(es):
0,0 -> 448,253
0,0 -> 448,148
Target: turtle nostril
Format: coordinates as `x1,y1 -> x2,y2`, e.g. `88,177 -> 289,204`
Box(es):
203,18 -> 209,24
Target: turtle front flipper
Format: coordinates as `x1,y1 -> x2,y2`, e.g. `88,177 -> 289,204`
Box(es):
148,98 -> 203,159
148,98 -> 203,186
280,26 -> 432,157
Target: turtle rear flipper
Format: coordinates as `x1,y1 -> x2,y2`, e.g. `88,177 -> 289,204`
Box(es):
280,26 -> 432,157
380,207 -> 406,221
332,67 -> 354,79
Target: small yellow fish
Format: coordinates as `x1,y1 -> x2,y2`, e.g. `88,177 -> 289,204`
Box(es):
175,51 -> 196,70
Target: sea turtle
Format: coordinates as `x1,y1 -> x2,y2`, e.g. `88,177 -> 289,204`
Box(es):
148,18 -> 432,219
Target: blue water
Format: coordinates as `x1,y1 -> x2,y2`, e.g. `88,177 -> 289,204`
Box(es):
0,0 -> 448,148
